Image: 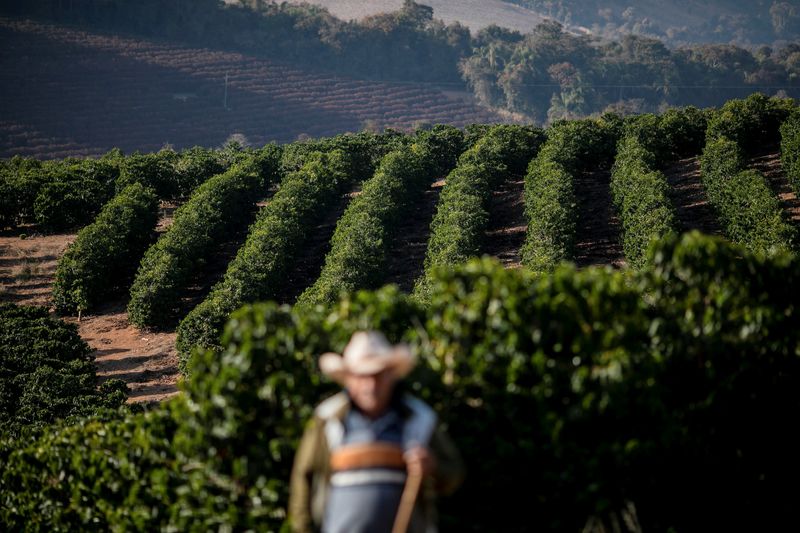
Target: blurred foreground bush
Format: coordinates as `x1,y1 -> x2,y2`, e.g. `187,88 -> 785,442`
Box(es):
3,232 -> 800,531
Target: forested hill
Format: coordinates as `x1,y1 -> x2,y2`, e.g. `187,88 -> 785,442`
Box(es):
505,0 -> 800,47
2,0 -> 799,127
287,0 -> 800,47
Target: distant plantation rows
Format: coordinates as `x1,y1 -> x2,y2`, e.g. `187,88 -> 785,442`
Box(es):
3,0 -> 799,129
0,18 -> 500,160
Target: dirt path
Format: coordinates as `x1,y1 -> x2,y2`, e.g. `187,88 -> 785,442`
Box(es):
383,179 -> 445,292
482,177 -> 526,269
748,151 -> 800,227
663,156 -> 724,236
66,303 -> 180,404
573,170 -> 625,268
271,187 -> 361,304
0,214 -> 182,404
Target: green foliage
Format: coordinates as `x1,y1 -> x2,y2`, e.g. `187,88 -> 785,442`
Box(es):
297,126 -> 470,308
116,148 -> 180,199
414,124 -> 469,178
522,160 -> 578,272
0,407 -> 180,531
414,125 -> 544,298
127,150 -> 281,329
52,183 -> 159,314
780,109 -> 800,194
706,93 -> 795,154
622,106 -> 710,164
700,136 -> 795,253
610,135 -> 677,267
279,131 -> 407,179
0,303 -> 128,439
521,118 -> 619,271
32,178 -> 108,231
633,231 -> 800,530
5,233 -> 800,531
0,155 -> 120,231
298,146 -> 433,307
657,106 -> 710,159
172,146 -> 227,198
176,150 -> 354,365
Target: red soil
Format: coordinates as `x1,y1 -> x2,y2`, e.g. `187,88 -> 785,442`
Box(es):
483,177 -> 527,269
573,170 -> 626,268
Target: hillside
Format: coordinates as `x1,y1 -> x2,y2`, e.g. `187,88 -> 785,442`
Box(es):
283,0 -> 798,45
504,0 -> 799,45
0,17 -> 502,159
282,0 -> 554,34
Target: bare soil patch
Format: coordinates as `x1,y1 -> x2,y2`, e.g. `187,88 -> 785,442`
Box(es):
383,179 -> 445,291
663,156 -> 723,236
0,230 -> 75,306
573,170 -> 625,268
66,302 -> 181,404
483,177 -> 526,269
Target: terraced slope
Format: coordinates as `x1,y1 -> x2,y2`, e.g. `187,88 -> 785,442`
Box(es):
0,18 -> 502,159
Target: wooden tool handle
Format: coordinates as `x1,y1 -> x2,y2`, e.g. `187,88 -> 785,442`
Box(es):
393,470 -> 422,533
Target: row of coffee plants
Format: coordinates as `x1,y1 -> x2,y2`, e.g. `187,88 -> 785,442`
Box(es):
278,130 -> 408,178
3,233 -> 799,531
622,107 -> 710,163
0,303 -> 128,439
0,153 -> 118,231
699,138 -> 794,253
705,93 -> 795,156
175,150 -> 355,365
51,183 -> 159,314
781,110 -> 800,194
114,144 -> 253,200
127,149 -> 282,329
0,144 -> 244,231
610,126 -> 678,268
701,96 -> 797,254
521,118 -> 620,272
298,126 -> 468,307
412,125 -> 545,300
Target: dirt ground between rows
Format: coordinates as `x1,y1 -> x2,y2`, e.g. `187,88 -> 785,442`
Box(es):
0,224 -> 180,404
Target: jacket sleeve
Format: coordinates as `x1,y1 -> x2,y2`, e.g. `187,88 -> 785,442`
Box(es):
289,417 -> 324,533
429,422 -> 465,496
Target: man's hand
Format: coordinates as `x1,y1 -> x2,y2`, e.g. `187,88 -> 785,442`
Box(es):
404,446 -> 437,478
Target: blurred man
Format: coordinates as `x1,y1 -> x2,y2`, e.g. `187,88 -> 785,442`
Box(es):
289,330 -> 464,533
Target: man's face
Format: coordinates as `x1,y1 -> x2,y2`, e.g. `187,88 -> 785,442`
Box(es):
344,368 -> 397,419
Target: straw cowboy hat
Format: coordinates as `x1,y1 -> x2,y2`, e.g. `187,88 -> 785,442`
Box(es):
319,331 -> 416,383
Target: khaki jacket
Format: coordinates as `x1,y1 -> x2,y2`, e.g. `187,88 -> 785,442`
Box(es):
288,391 -> 465,533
